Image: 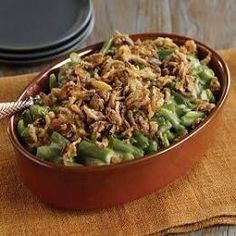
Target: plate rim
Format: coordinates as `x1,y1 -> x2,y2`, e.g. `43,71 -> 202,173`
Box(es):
0,12 -> 95,64
0,0 -> 92,52
0,10 -> 95,59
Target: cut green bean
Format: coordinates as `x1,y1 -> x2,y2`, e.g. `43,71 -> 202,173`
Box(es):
133,133 -> 149,149
145,139 -> 159,153
160,108 -> 187,133
207,89 -> 215,102
17,119 -> 26,137
136,63 -> 146,70
110,136 -> 144,158
64,160 -> 83,167
29,105 -> 48,121
158,117 -> 172,134
192,78 -> 203,98
51,105 -> 60,113
57,71 -> 67,87
36,143 -> 62,161
70,52 -> 80,64
160,133 -> 170,148
162,102 -> 176,113
78,140 -> 114,164
200,90 -> 208,101
49,74 -> 58,90
51,132 -> 69,149
17,121 -> 30,143
181,111 -> 204,127
84,157 -> 106,166
157,48 -> 175,60
165,130 -> 175,142
175,104 -> 191,116
123,152 -> 135,161
22,109 -> 33,124
100,36 -> 113,54
53,156 -> 63,164
190,56 -> 202,74
198,65 -> 215,83
172,90 -> 192,107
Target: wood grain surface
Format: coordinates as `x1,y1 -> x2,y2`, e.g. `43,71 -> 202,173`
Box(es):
0,0 -> 235,235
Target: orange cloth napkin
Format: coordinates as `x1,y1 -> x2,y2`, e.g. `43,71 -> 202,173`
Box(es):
0,49 -> 236,235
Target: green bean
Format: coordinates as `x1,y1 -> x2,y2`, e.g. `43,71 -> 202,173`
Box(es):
17,119 -> 26,137
100,36 -> 113,54
157,116 -> 166,127
158,117 -> 172,133
145,139 -> 159,153
157,48 -> 175,60
192,78 -> 203,99
36,143 -> 62,161
181,111 -> 204,127
133,133 -> 149,149
17,120 -> 30,142
51,132 -> 69,149
200,89 -> 215,102
129,137 -> 136,145
198,65 -> 215,83
162,102 -> 176,113
49,73 -> 58,90
53,156 -> 63,164
110,136 -> 144,158
123,152 -> 135,161
189,56 -> 202,74
78,140 -> 114,164
84,157 -> 106,166
29,105 -> 48,121
57,70 -> 67,87
64,160 -> 83,167
136,63 -> 146,70
206,89 -> 215,102
190,55 -> 214,86
22,130 -> 31,143
69,52 -> 80,64
175,104 -> 191,116
22,109 -> 33,124
160,108 -> 187,133
160,133 -> 170,148
165,130 -> 175,142
172,90 -> 192,107
200,90 -> 208,101
51,105 -> 60,113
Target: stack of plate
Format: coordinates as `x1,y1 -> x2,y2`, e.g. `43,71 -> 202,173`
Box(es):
0,0 -> 94,64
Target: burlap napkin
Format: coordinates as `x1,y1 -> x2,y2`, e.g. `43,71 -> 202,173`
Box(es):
0,49 -> 236,236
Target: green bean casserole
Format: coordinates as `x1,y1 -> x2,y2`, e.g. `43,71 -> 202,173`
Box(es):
17,32 -> 221,166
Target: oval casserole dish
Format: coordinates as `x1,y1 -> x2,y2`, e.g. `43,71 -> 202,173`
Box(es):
8,33 -> 230,209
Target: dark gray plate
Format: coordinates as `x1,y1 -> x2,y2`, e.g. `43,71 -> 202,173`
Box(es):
0,12 -> 95,64
0,0 -> 92,51
0,11 -> 94,59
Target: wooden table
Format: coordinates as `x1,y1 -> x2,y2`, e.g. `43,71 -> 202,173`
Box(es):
0,0 -> 235,235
